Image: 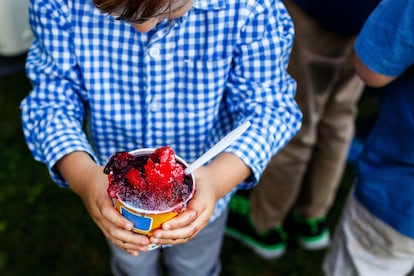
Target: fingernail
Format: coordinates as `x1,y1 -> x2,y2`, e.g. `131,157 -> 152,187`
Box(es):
125,222 -> 133,230
163,224 -> 170,230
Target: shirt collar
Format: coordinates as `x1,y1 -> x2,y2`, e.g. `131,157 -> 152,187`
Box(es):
192,0 -> 226,10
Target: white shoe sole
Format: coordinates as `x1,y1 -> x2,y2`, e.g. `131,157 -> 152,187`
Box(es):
300,231 -> 330,250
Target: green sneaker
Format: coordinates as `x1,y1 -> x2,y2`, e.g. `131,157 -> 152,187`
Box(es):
226,195 -> 287,259
291,213 -> 330,250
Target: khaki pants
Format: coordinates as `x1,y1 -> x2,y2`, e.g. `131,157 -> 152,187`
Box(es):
250,0 -> 364,231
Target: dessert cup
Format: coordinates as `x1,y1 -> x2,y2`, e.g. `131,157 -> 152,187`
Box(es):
110,148 -> 195,250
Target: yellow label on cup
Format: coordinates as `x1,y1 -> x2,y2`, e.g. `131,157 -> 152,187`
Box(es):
112,198 -> 178,236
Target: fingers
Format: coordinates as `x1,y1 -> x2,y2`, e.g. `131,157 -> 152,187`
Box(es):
149,209 -> 203,245
151,236 -> 192,245
113,239 -> 143,252
93,196 -> 151,254
163,209 -> 197,230
96,194 -> 134,231
103,222 -> 154,256
149,180 -> 217,245
103,204 -> 134,231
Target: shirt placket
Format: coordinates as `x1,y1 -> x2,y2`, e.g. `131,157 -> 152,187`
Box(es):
142,25 -> 171,147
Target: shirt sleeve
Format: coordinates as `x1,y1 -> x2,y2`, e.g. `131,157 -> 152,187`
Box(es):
20,0 -> 97,187
224,0 -> 302,189
354,0 -> 414,77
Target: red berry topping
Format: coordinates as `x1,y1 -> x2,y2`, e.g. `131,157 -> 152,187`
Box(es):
104,146 -> 190,211
125,167 -> 146,190
153,146 -> 175,164
103,151 -> 135,175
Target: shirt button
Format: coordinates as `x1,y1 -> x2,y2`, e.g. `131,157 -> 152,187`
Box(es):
149,46 -> 160,58
150,101 -> 160,111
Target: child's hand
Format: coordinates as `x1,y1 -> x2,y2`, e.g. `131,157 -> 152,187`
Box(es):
57,151 -> 150,256
84,172 -> 151,256
149,152 -> 251,245
149,165 -> 217,245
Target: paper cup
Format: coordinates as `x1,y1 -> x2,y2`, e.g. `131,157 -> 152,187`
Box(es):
111,148 -> 195,250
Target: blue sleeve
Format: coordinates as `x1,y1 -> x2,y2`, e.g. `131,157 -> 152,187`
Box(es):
354,0 -> 414,77
20,0 -> 97,187
225,0 -> 302,188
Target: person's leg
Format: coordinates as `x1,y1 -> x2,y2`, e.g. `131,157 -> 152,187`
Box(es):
227,0 -> 313,256
252,0 -> 364,251
294,38 -> 363,219
228,0 -> 361,256
163,210 -> 228,276
249,144 -> 311,232
108,240 -> 162,276
253,0 -> 363,227
324,193 -> 414,276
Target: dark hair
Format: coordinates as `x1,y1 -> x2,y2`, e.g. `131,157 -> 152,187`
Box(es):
93,0 -> 173,22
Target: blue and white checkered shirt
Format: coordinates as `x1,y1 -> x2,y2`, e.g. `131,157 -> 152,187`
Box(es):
21,0 -> 301,221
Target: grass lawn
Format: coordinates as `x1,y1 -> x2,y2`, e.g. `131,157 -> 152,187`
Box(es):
0,69 -> 378,275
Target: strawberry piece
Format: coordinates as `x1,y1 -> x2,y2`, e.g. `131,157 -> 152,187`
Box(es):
153,146 -> 175,165
145,160 -> 172,187
126,167 -> 146,190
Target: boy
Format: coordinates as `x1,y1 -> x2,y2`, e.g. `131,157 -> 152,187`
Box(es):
324,0 -> 414,274
21,0 -> 301,274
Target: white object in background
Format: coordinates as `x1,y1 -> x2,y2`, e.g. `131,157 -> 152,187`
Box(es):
0,0 -> 33,56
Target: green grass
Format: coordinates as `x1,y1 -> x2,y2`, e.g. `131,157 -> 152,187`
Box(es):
0,70 -> 376,275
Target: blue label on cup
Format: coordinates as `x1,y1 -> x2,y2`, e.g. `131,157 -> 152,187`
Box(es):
120,206 -> 153,231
